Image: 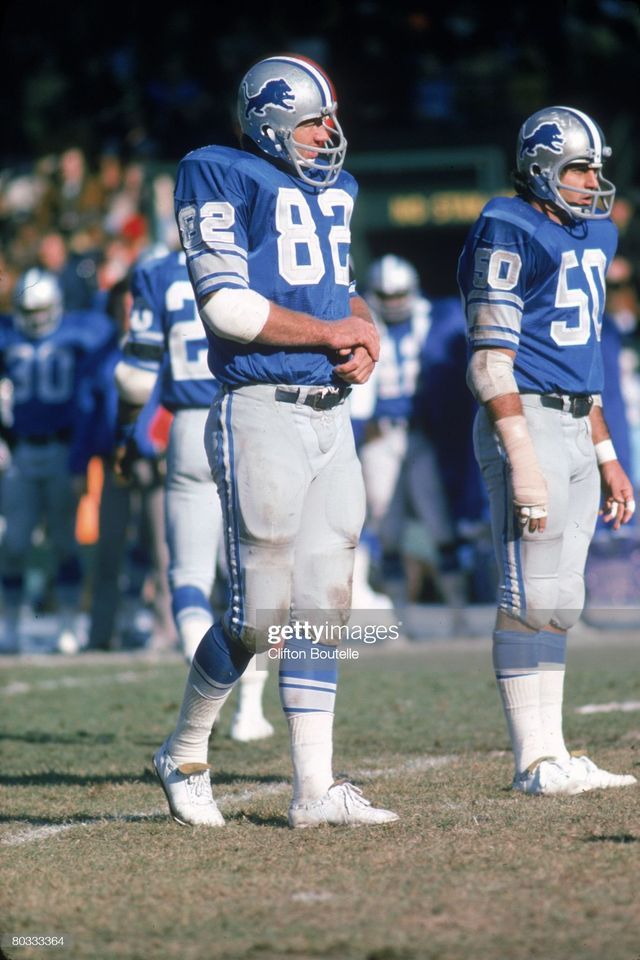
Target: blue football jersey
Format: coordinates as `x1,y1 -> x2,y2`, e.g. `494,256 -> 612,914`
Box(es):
372,296 -> 431,420
0,309 -> 116,437
124,250 -> 216,410
457,196 -> 618,394
174,144 -> 358,387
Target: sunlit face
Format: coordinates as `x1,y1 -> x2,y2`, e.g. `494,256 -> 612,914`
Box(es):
558,162 -> 601,209
293,117 -> 333,159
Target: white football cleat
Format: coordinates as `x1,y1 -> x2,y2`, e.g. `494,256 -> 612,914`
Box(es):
512,758 -> 591,796
153,740 -> 225,826
230,713 -> 275,742
288,780 -> 399,828
569,755 -> 637,790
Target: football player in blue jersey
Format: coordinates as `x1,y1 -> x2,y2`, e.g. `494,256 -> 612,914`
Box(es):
152,54 -> 398,828
114,248 -> 274,741
0,268 -> 115,653
458,106 -> 637,795
361,255 -> 471,622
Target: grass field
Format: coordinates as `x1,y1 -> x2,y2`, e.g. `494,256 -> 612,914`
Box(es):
1,630 -> 639,960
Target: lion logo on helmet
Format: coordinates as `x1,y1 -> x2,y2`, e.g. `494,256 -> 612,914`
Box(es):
519,121 -> 565,159
243,78 -> 295,119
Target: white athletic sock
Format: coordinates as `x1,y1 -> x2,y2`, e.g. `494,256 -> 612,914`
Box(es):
234,666 -> 269,722
288,713 -> 334,802
538,669 -> 570,762
178,613 -> 214,664
496,673 -> 547,775
167,678 -> 234,765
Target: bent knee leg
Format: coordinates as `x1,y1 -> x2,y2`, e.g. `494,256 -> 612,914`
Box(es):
551,574 -> 586,629
500,574 -> 560,631
226,543 -> 294,654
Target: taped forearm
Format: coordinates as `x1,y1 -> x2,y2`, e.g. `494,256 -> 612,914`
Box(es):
114,360 -> 157,405
494,415 -> 547,519
467,348 -> 518,403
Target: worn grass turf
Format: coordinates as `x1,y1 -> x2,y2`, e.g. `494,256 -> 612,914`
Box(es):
1,636 -> 639,960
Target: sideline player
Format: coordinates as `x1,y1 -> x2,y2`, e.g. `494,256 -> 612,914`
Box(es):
458,106 -> 637,795
153,53 -> 398,828
114,248 -> 274,741
0,269 -> 115,653
361,255 -> 470,617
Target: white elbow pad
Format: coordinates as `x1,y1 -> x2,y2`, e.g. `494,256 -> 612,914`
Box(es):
467,349 -> 518,403
200,288 -> 270,343
114,361 -> 158,404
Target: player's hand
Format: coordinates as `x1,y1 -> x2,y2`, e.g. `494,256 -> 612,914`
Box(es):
334,346 -> 376,384
511,462 -> 547,533
599,460 -> 636,530
113,439 -> 139,485
327,317 -> 380,362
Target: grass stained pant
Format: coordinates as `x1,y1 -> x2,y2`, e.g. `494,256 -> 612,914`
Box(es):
205,383 -> 366,652
473,394 -> 600,630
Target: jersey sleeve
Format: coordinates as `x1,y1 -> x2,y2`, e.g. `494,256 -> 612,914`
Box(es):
458,205 -> 533,353
174,150 -> 249,305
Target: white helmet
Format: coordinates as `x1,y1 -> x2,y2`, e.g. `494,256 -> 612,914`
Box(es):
237,54 -> 347,188
366,255 -> 420,324
13,268 -> 63,338
516,106 -> 615,220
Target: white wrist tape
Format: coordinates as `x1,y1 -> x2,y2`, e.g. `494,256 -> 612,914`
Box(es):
594,438 -> 617,465
495,415 -> 547,520
467,349 -> 518,403
114,361 -> 158,404
591,393 -> 603,408
200,288 -> 270,343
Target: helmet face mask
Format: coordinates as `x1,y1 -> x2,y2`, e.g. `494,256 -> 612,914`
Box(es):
516,106 -> 615,220
366,255 -> 420,324
13,269 -> 63,338
237,54 -> 347,188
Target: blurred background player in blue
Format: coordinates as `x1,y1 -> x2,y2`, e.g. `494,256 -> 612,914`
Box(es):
360,255 -> 477,627
0,268 -> 115,653
79,276 -> 175,653
114,247 -> 274,741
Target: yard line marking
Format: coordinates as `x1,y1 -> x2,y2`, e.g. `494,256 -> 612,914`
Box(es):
0,754 -> 458,847
353,755 -> 458,778
1,671 -> 156,697
575,700 -> 640,715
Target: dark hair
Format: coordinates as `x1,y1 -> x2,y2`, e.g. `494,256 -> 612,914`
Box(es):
511,168 -> 531,199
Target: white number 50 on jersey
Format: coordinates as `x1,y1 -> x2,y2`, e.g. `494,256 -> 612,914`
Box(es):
552,249 -> 607,345
476,247 -> 607,346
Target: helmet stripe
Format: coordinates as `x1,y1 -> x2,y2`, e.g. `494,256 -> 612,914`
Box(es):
269,55 -> 334,107
557,105 -> 601,160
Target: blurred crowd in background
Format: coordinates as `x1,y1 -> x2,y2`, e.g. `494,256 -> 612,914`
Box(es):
1,1 -> 640,653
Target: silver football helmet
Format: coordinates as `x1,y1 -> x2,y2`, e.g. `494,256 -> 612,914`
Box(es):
366,255 -> 420,324
516,106 -> 615,220
237,54 -> 347,188
13,268 -> 63,338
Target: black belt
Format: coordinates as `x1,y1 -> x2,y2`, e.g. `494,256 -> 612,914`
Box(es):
522,392 -> 593,418
21,428 -> 72,446
274,386 -> 349,411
